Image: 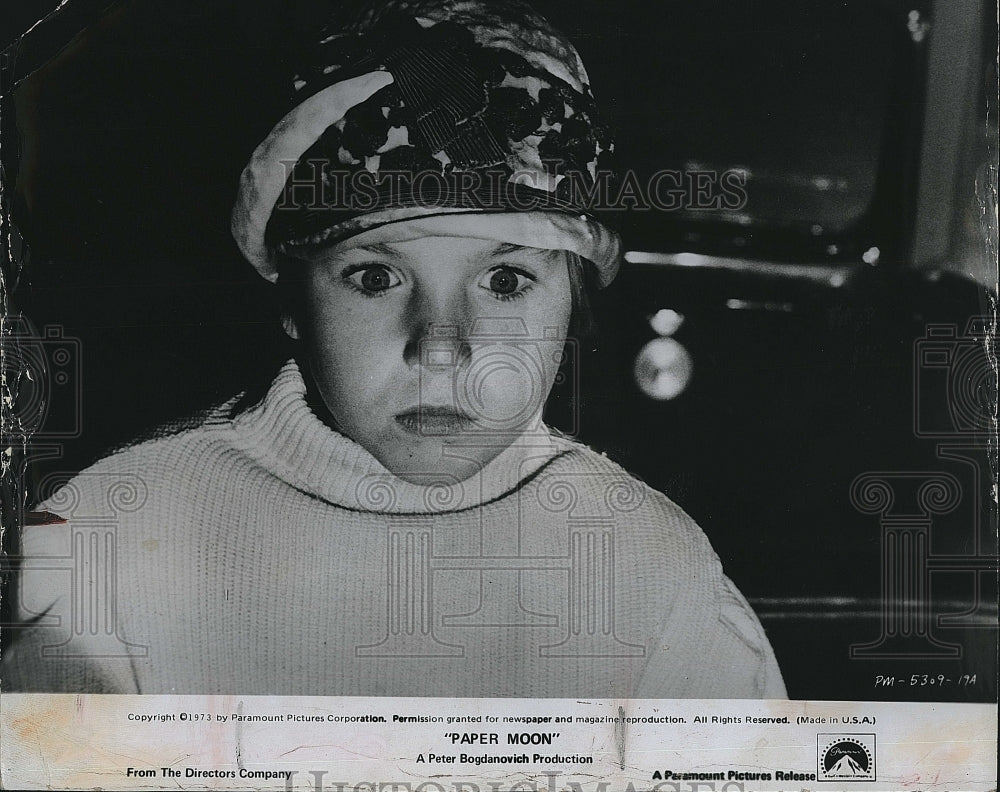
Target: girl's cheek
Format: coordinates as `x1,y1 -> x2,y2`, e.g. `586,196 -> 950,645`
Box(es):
530,288 -> 572,332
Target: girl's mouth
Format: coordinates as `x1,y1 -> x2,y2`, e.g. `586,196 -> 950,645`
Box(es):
394,406 -> 476,435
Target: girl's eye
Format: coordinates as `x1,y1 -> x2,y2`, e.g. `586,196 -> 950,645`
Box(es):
344,264 -> 401,295
483,266 -> 534,300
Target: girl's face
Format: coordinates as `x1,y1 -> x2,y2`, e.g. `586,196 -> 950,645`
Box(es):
288,233 -> 573,484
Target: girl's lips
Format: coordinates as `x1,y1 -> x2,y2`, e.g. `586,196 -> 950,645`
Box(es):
394,406 -> 476,434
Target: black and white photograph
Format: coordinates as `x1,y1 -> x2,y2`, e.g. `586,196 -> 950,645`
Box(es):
0,0 -> 996,786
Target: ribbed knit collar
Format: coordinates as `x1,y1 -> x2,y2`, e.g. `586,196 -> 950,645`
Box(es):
229,359 -> 570,514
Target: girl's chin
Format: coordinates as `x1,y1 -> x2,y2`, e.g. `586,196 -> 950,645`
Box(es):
378,446 -> 505,486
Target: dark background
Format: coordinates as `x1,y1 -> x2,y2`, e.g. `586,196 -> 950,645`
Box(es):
2,0 -> 996,701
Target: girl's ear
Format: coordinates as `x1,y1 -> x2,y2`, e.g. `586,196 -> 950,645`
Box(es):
276,254 -> 304,340
281,313 -> 301,340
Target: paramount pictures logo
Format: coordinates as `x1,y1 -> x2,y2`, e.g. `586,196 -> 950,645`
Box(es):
817,734 -> 876,782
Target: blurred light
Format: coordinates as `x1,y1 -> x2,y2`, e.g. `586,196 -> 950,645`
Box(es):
907,10 -> 929,42
725,299 -> 794,312
826,244 -> 840,255
813,177 -> 832,191
811,224 -> 824,236
624,251 -> 855,287
649,309 -> 685,336
863,246 -> 880,265
634,337 -> 693,401
674,252 -> 703,267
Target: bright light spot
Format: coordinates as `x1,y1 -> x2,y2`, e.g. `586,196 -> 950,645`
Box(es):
826,244 -> 840,255
907,10 -> 929,42
674,252 -> 703,268
649,309 -> 685,337
863,246 -> 880,265
634,337 -> 693,401
811,224 -> 824,236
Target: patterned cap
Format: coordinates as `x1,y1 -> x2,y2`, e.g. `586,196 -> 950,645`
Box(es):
231,0 -> 621,286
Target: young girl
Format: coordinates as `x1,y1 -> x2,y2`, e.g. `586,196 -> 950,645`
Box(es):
4,0 -> 785,698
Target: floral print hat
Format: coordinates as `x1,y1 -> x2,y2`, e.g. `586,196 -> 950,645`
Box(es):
231,0 -> 622,286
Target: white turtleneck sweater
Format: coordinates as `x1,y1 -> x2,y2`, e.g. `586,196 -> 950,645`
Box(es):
4,360 -> 785,698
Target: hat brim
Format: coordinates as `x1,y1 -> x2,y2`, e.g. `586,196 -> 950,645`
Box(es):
279,207 -> 620,287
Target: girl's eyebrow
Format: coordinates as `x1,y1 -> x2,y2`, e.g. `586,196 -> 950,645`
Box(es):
490,242 -> 559,259
354,242 -> 401,257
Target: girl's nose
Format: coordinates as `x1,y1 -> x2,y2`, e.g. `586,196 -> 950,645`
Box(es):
407,325 -> 474,370
402,287 -> 473,369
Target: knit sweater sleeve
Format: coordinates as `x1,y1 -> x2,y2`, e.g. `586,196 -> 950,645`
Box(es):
547,443 -> 787,699
627,485 -> 787,699
713,573 -> 787,698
